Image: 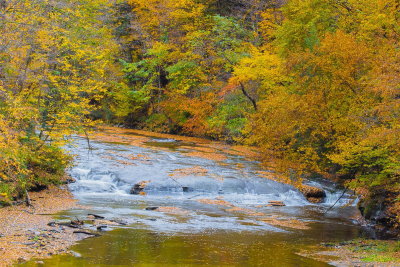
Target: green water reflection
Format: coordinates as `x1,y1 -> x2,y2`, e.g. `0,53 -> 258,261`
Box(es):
21,222 -> 361,267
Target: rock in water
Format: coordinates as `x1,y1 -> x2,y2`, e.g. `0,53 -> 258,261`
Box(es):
96,225 -> 107,231
300,185 -> 326,203
130,184 -> 141,194
182,186 -> 193,192
145,207 -> 159,211
70,251 -> 82,258
130,181 -> 149,195
87,213 -> 105,219
268,201 -> 286,207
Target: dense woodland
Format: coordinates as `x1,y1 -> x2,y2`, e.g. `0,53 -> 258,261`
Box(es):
0,0 -> 399,229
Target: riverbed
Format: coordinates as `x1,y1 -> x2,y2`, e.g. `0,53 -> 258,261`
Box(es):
21,127 -> 367,266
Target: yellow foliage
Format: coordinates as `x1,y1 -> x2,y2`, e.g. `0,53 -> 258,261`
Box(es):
0,0 -> 121,195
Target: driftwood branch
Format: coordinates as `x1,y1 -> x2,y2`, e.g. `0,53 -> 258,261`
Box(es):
83,129 -> 93,150
73,230 -> 100,237
25,189 -> 32,207
324,187 -> 348,214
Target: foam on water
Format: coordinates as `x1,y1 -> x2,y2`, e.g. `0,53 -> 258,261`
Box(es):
65,136 -> 357,233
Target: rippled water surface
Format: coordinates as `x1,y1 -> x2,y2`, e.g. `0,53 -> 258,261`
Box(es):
22,128 -> 366,266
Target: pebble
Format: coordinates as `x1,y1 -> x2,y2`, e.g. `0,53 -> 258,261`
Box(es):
17,257 -> 27,263
70,251 -> 82,258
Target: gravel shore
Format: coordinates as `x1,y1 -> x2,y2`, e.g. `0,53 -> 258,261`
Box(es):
0,185 -> 88,266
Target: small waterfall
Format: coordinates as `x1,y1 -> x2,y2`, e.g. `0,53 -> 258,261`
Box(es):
64,136 -> 360,233
304,180 -> 358,207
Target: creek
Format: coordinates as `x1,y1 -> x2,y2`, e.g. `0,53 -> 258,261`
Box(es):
21,127 -> 368,266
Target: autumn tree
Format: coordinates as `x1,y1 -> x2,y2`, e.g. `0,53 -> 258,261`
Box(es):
0,0 -> 121,197
244,0 -> 399,225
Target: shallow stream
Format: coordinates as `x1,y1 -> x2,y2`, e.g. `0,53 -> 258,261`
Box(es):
22,128 -> 368,266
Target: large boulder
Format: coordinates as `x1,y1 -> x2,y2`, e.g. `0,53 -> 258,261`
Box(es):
358,192 -> 400,237
300,185 -> 326,203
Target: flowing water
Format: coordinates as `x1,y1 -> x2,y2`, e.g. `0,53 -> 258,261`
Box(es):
22,128 -> 367,266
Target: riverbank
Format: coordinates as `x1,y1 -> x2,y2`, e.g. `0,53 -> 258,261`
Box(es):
2,126 -> 397,266
0,185 -> 87,266
300,239 -> 400,266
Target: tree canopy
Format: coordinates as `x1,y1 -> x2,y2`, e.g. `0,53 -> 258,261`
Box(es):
0,0 -> 399,227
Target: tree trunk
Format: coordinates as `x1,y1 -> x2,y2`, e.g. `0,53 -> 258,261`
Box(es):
239,82 -> 257,111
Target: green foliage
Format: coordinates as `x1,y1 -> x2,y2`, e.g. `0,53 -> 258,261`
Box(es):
274,0 -> 337,54
144,113 -> 174,133
26,144 -> 72,188
362,255 -> 397,263
331,239 -> 400,264
207,93 -> 251,141
166,60 -> 205,95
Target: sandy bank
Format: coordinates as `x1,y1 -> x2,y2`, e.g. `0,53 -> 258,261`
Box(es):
0,185 -> 87,266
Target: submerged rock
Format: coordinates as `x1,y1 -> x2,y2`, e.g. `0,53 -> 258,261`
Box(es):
300,185 -> 326,203
87,213 -> 105,219
96,225 -> 107,231
70,251 -> 82,258
182,186 -> 193,192
145,207 -> 159,211
267,201 -> 286,207
17,257 -> 27,263
109,219 -> 128,225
